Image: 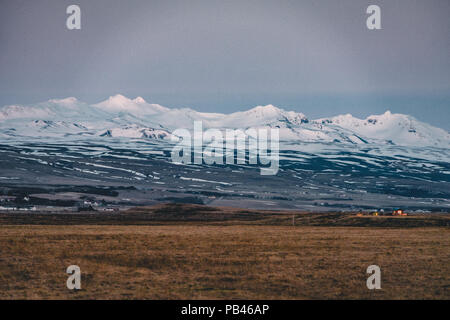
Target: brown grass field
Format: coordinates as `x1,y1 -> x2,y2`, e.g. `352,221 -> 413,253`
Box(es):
0,204 -> 449,299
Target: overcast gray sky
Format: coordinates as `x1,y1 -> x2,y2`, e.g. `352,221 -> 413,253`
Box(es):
1,0 -> 449,128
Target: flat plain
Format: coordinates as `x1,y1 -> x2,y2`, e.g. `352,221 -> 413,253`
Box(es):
0,205 -> 449,299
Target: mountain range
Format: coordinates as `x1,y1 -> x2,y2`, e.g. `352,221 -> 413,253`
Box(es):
1,94 -> 449,148
1,95 -> 450,211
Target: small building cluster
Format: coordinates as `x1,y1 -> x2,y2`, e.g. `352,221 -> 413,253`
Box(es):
356,209 -> 408,217
392,209 -> 407,216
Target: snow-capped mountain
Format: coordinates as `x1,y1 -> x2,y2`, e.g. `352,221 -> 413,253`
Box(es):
94,95 -> 169,115
317,111 -> 450,147
0,94 -> 449,147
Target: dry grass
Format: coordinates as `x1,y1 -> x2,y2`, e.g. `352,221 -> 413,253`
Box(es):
1,204 -> 449,227
0,224 -> 449,299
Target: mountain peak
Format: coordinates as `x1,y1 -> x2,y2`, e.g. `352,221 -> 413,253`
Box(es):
94,94 -> 138,111
261,104 -> 278,110
252,104 -> 280,111
93,94 -> 169,115
244,104 -> 283,116
133,96 -> 146,104
103,94 -> 131,104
